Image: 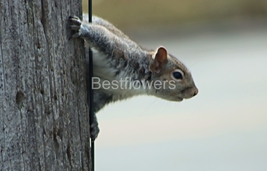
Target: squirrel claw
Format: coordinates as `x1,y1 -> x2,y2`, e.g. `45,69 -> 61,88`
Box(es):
70,25 -> 80,31
69,16 -> 82,25
71,33 -> 80,38
69,16 -> 82,38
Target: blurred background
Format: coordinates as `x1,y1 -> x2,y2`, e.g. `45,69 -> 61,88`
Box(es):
83,0 -> 267,171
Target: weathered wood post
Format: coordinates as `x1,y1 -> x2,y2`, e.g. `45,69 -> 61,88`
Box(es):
0,0 -> 91,170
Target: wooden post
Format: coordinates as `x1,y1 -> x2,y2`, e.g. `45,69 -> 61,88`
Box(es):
0,0 -> 91,170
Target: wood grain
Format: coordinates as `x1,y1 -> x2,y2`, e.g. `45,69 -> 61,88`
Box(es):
0,0 -> 91,170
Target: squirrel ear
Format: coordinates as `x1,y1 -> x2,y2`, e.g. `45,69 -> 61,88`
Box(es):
154,46 -> 168,64
150,46 -> 168,73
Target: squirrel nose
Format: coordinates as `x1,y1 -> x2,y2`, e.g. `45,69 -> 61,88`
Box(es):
192,88 -> 198,97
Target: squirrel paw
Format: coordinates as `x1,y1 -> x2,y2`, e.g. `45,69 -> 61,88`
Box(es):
90,122 -> 100,141
69,16 -> 83,38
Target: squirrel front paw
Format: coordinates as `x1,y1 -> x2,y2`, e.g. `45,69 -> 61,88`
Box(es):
69,16 -> 83,38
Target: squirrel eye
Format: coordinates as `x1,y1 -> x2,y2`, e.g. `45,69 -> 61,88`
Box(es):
172,70 -> 183,80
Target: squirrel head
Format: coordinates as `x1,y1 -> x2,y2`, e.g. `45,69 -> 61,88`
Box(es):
148,46 -> 198,102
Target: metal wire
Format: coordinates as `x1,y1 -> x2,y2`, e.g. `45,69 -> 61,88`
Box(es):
87,0 -> 95,170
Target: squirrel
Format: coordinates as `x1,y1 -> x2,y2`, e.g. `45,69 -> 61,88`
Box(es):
69,15 -> 198,141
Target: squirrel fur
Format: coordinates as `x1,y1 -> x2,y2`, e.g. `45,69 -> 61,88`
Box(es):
69,15 -> 198,140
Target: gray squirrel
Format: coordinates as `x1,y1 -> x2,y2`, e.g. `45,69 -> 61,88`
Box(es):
69,15 -> 198,141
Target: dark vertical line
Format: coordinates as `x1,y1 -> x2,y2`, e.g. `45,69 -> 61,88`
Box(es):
88,0 -> 92,23
87,0 -> 94,171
